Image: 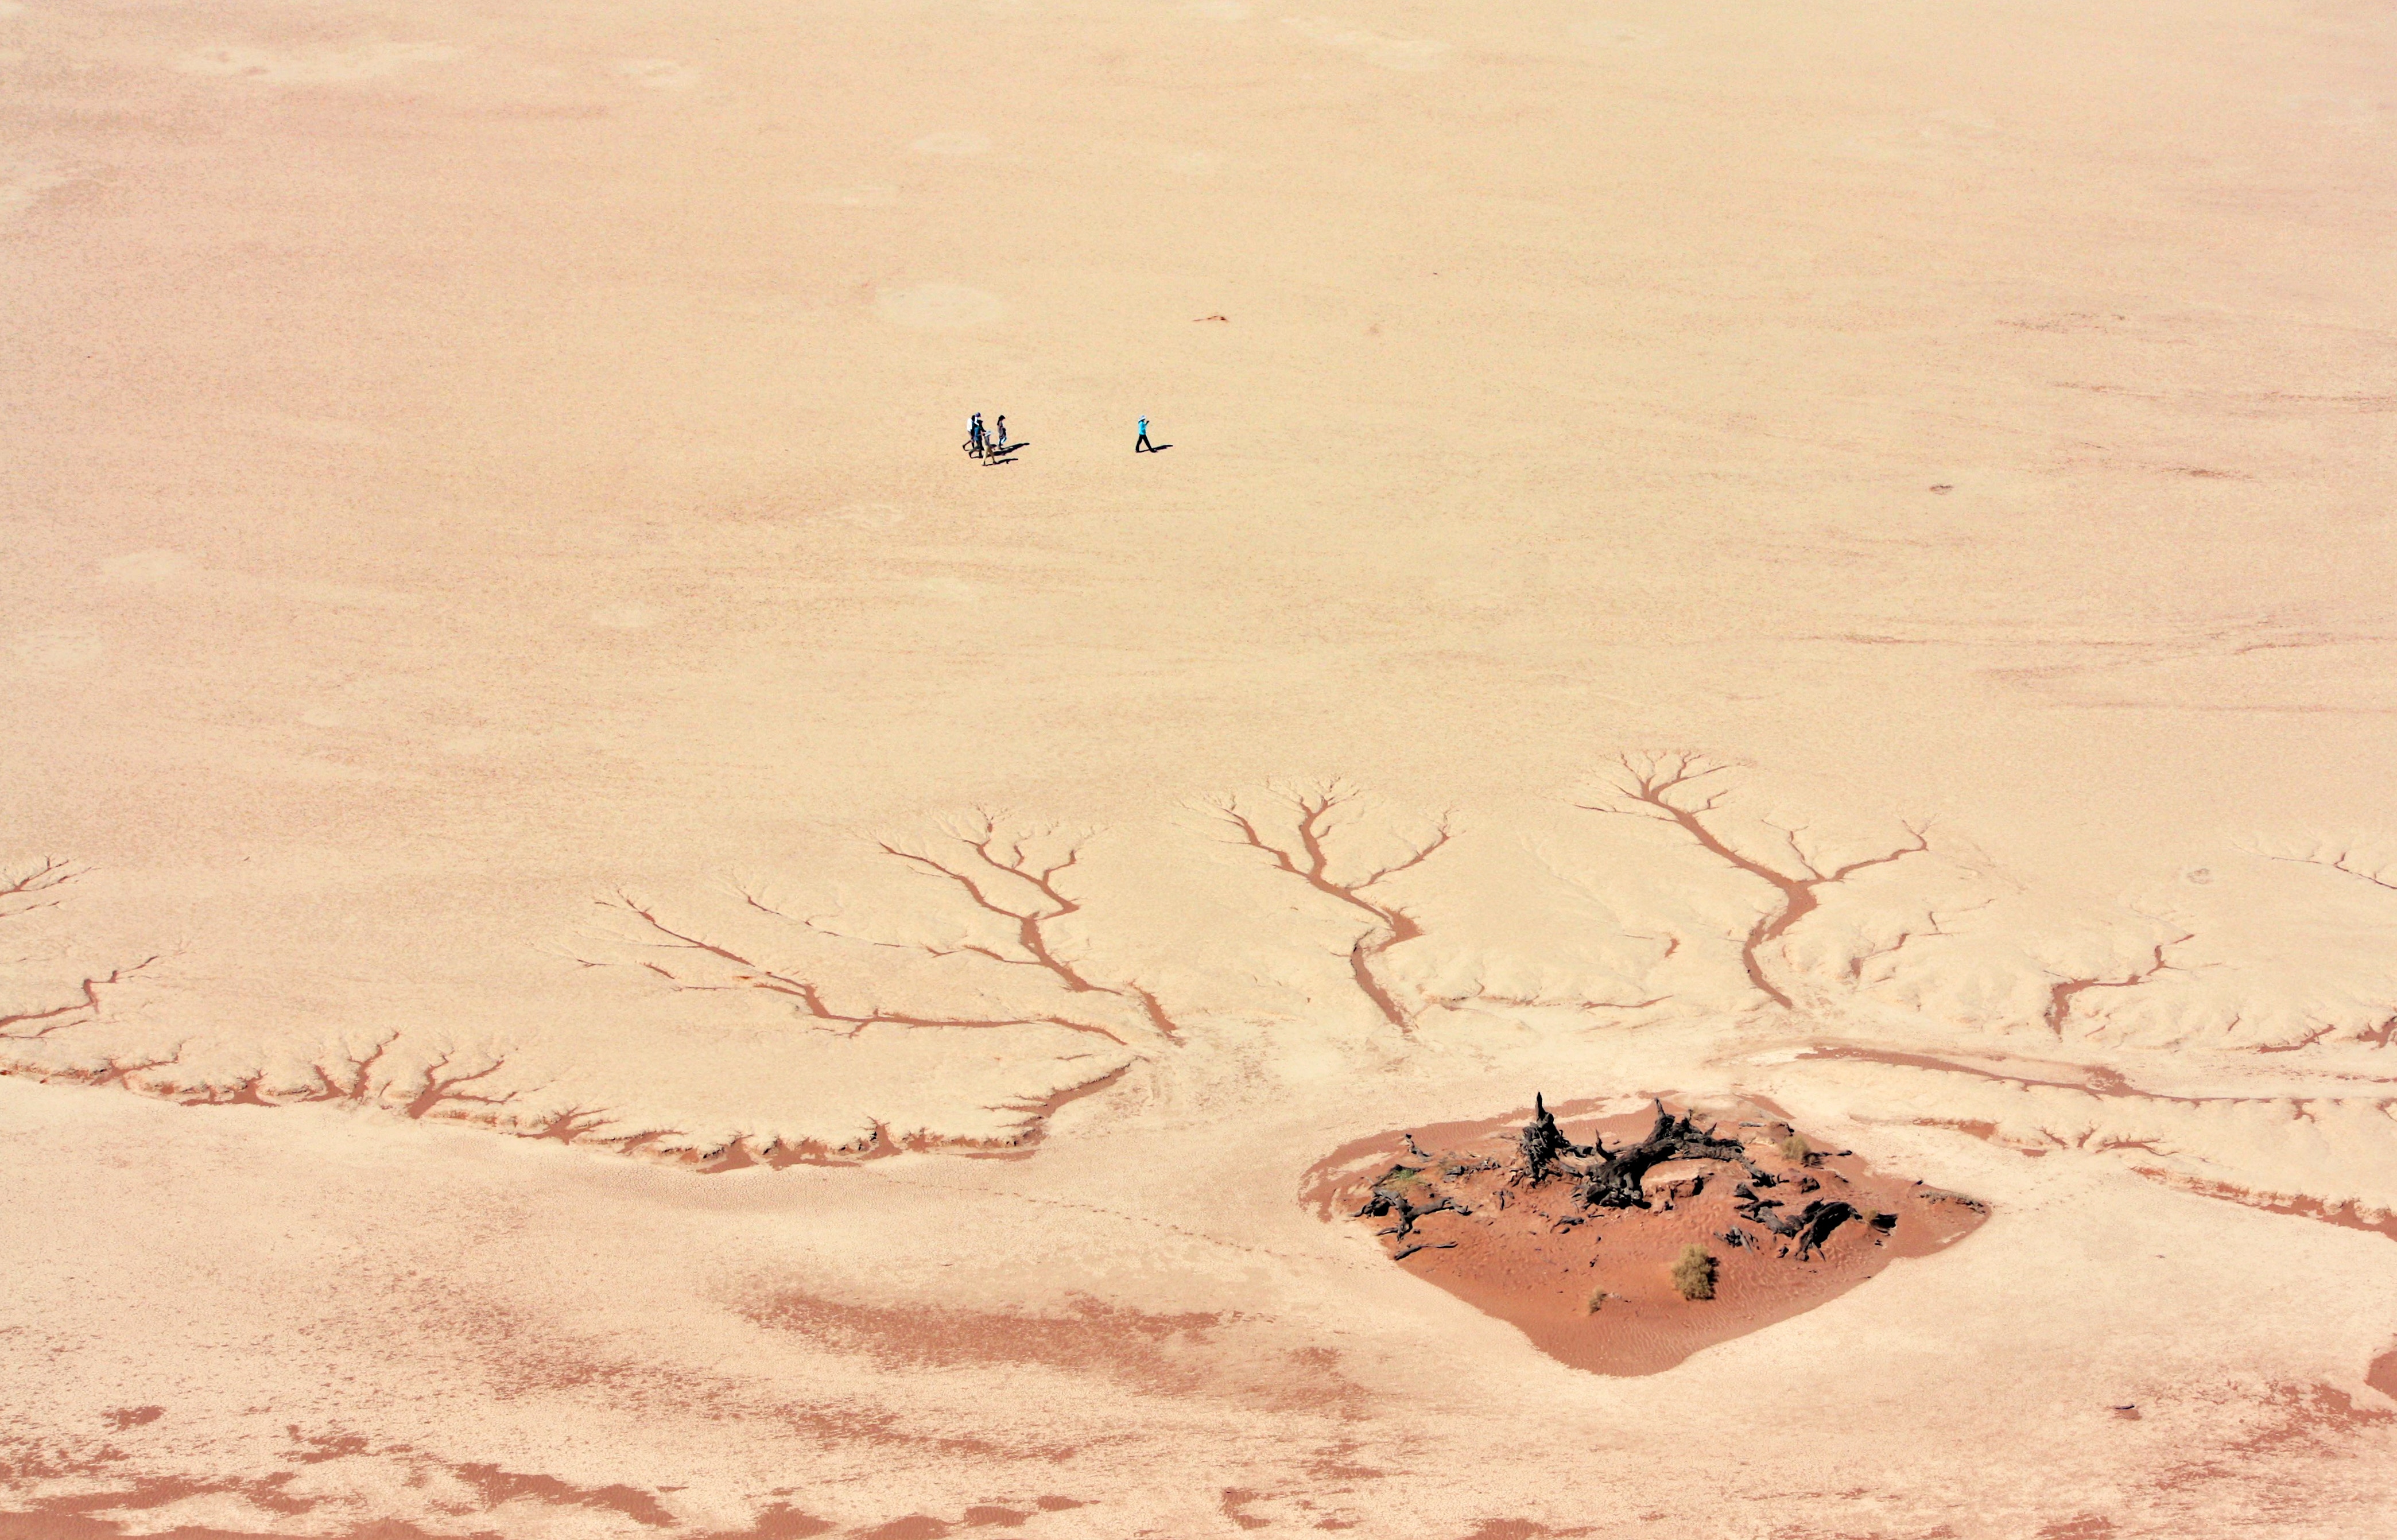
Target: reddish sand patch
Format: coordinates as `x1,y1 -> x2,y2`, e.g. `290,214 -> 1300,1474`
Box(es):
0,1503 -> 851,1540
1308,1101 -> 1986,1376
6,1472 -> 316,1524
1901,1107 -> 2397,1242
1452,1523 -> 1596,1540
697,1504 -> 839,1539
2148,1379 -> 2397,1507
452,1463 -> 676,1527
2120,1172 -> 2397,1243
746,1292 -> 1222,1386
2368,1347 -> 2397,1402
1814,1044 -> 2397,1243
0,1521 -> 462,1540
743,1291 -> 1368,1418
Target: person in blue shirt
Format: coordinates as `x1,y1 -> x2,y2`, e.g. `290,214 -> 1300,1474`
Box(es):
967,413 -> 986,457
1135,417 -> 1154,452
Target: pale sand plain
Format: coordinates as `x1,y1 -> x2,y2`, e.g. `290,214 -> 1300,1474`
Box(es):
5,0 -> 2397,1534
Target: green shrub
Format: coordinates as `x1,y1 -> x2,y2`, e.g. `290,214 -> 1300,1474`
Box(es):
1779,1133 -> 1811,1164
1670,1244 -> 1717,1301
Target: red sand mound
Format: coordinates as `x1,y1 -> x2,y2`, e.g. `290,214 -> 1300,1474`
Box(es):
1308,1099 -> 1987,1376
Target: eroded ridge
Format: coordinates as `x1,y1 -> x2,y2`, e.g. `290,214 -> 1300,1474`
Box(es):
1209,781 -> 1452,1031
1804,1045 -> 2397,1241
0,1415 -> 1002,1540
1317,1096 -> 1985,1375
2042,928 -> 2200,1039
1574,754 -> 1930,1008
111,1025 -> 1089,1172
179,1037 -> 527,1123
591,813 -> 1178,1049
2264,842 -> 2397,899
0,858 -> 158,1044
20,763 -> 2397,1176
871,816 -> 1178,1041
2249,843 -> 2397,1049
0,858 -> 1095,1167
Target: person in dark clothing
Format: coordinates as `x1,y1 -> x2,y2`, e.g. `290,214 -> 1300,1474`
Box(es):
994,414 -> 1008,449
967,413 -> 986,457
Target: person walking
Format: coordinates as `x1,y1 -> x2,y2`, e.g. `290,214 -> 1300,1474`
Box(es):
993,414 -> 1008,449
967,412 -> 986,457
1135,416 -> 1154,452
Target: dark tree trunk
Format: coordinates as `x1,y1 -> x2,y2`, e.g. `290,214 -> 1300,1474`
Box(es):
1733,1195 -> 1895,1258
1518,1092 -> 1581,1183
1793,1200 -> 1861,1257
1566,1100 -> 1755,1209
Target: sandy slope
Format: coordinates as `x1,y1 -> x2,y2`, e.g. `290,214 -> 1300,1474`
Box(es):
5,0 -> 2397,1534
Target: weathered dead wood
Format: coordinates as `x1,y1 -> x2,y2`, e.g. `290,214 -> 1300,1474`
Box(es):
1522,1097 -> 1755,1209
1391,1241 -> 1457,1262
1517,1092 -> 1587,1183
1356,1166 -> 1473,1238
1735,1193 -> 1895,1258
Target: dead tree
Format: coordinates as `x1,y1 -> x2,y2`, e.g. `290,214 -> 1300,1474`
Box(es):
1356,1168 -> 1471,1238
1571,1100 -> 1756,1209
1734,1192 -> 1894,1258
1518,1092 -> 1582,1183
1515,1096 -> 1772,1209
1211,782 -> 1451,1032
1575,754 -> 1929,1008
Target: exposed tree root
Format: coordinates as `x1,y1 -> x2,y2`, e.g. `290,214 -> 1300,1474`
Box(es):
1356,1167 -> 1472,1238
1732,1190 -> 1893,1259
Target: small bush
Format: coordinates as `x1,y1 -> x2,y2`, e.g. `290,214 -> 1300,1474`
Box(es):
1585,1287 -> 1608,1314
1779,1133 -> 1811,1164
1670,1244 -> 1717,1301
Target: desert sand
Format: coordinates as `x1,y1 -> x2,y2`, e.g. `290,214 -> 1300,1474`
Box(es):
5,0 -> 2396,1534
